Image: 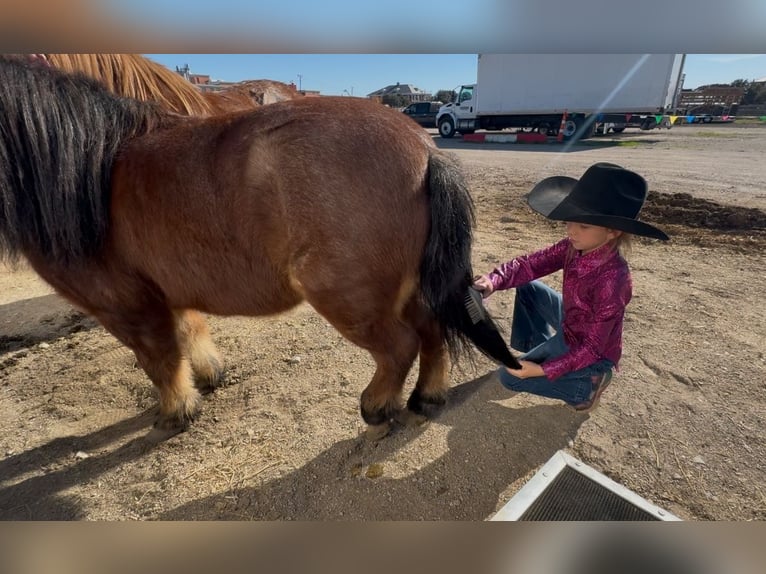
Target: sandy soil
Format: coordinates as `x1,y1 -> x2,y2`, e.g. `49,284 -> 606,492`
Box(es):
1,123 -> 765,521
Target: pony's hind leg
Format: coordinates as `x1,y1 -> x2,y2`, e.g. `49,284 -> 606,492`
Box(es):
175,310 -> 224,393
359,323 -> 421,438
403,300 -> 450,423
307,294 -> 421,439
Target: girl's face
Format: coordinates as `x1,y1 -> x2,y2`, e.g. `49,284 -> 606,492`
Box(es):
565,222 -> 621,254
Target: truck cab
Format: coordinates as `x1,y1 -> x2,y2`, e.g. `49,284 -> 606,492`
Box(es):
436,85 -> 477,137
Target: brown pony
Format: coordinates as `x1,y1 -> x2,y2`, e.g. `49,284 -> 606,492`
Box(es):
43,53 -> 303,115
0,56 -> 518,440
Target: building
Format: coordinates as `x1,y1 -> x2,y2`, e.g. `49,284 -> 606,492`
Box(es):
367,82 -> 432,103
174,64 -> 320,97
175,64 -> 237,93
678,85 -> 744,114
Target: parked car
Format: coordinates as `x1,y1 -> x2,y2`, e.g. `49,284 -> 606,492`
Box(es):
402,101 -> 442,128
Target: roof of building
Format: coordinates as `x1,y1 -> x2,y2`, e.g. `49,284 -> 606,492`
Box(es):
367,82 -> 430,97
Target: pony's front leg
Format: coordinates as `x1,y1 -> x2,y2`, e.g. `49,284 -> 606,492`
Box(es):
96,307 -> 202,440
137,346 -> 201,441
175,310 -> 224,393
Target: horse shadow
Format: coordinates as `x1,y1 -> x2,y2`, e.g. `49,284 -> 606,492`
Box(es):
0,409 -> 157,519
0,293 -> 98,356
158,371 -> 589,520
0,371 -> 588,520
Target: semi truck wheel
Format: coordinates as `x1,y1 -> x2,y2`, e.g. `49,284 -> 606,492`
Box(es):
438,117 -> 456,138
561,116 -> 595,141
561,119 -> 578,139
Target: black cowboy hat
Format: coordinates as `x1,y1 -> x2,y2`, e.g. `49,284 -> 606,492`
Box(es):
527,162 -> 669,240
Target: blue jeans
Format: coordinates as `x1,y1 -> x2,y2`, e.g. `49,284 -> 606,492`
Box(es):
497,281 -> 614,406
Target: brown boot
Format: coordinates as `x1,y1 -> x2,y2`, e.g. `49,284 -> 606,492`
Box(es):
572,370 -> 613,413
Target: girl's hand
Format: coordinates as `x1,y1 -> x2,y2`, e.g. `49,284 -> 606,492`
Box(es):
473,275 -> 494,298
506,360 -> 545,379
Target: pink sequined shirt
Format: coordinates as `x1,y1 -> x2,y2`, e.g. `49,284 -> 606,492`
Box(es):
486,238 -> 632,381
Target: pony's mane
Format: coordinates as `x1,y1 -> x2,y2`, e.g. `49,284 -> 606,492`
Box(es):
46,53 -> 215,116
0,56 -> 171,265
46,54 -> 304,115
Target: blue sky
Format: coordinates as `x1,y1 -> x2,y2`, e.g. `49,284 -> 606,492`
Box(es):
144,54 -> 766,97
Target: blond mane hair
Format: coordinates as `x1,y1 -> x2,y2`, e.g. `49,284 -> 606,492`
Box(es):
45,54 -> 304,116
46,54 -> 215,116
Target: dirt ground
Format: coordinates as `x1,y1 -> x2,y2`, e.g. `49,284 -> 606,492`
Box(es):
1,123 -> 765,521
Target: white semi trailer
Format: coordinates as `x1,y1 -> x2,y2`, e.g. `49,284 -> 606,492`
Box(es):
436,54 -> 686,140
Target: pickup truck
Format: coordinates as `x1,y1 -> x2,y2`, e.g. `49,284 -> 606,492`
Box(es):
402,101 -> 442,128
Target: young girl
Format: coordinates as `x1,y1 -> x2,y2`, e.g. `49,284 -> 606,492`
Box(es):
474,163 -> 669,412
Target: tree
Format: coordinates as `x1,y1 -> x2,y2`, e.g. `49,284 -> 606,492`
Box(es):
743,83 -> 766,105
435,89 -> 456,104
755,85 -> 766,104
381,93 -> 407,108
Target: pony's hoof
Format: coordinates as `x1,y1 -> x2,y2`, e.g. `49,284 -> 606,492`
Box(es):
194,372 -> 225,394
145,424 -> 186,443
406,388 -> 446,419
394,408 -> 429,428
148,405 -> 197,442
359,399 -> 400,427
193,358 -> 225,394
364,422 -> 392,442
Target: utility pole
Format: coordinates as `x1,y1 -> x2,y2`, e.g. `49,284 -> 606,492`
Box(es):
297,74 -> 303,91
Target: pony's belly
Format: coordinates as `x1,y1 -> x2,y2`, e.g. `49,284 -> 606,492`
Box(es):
161,273 -> 305,318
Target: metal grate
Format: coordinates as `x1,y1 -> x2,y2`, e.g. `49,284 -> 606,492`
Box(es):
491,450 -> 679,521
519,466 -> 658,521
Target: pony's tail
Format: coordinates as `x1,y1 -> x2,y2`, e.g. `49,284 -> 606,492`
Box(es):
419,149 -> 520,370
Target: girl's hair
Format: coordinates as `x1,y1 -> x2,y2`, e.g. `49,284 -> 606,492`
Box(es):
564,229 -> 633,264
611,231 -> 633,258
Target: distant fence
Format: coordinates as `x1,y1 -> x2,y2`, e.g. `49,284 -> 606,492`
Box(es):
737,104 -> 766,116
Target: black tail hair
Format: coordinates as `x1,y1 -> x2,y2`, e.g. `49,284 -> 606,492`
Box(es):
419,150 -> 521,370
